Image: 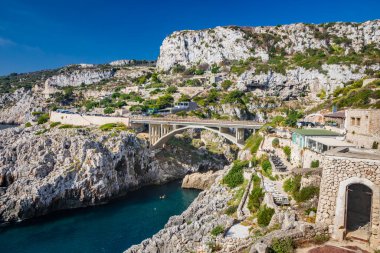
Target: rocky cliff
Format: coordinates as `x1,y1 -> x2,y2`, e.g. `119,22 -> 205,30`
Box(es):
0,88 -> 46,124
157,20 -> 380,71
0,126 -> 226,223
157,20 -> 380,95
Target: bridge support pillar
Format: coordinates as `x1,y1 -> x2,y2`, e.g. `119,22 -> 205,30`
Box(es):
236,128 -> 245,145
161,124 -> 172,136
149,124 -> 161,146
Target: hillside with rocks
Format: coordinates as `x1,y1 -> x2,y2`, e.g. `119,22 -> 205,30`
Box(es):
0,20 -> 379,124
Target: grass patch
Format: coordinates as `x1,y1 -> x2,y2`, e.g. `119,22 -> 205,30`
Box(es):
99,123 -> 128,131
210,225 -> 224,236
50,122 -> 61,128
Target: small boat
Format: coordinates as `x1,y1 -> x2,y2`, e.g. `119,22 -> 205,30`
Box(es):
159,194 -> 166,199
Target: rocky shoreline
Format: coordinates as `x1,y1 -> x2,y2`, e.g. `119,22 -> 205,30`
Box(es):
125,166 -> 238,253
0,125 -> 227,224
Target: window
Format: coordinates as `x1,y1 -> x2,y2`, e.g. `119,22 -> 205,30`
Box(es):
356,117 -> 361,126
351,117 -> 355,126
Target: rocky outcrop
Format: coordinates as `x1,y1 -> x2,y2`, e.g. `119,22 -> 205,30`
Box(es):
43,67 -> 116,95
0,88 -> 46,124
237,64 -> 379,99
0,126 -> 225,223
126,168 -> 238,253
182,170 -> 222,190
157,20 -> 380,71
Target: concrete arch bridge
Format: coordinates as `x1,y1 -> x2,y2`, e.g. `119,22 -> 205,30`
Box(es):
130,118 -> 263,149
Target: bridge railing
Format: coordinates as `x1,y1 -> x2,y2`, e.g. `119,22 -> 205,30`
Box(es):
129,116 -> 263,126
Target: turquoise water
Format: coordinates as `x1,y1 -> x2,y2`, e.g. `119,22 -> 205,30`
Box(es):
0,181 -> 200,253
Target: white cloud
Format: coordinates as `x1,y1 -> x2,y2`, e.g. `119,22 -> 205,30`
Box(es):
0,37 -> 15,46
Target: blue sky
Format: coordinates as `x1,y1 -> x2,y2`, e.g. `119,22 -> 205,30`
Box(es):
0,0 -> 379,75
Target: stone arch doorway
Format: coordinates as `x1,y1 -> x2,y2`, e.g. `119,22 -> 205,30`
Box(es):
346,183 -> 372,232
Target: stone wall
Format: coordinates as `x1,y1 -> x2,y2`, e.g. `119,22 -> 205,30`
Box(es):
316,154 -> 380,248
50,112 -> 130,127
302,149 -> 322,169
345,109 -> 380,149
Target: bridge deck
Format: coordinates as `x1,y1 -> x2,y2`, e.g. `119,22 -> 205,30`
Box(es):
130,117 -> 263,129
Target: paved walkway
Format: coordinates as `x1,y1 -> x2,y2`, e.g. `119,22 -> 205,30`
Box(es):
225,223 -> 250,239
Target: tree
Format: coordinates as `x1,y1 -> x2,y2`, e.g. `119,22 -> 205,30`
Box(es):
178,94 -> 191,102
156,94 -> 174,109
284,109 -> 303,127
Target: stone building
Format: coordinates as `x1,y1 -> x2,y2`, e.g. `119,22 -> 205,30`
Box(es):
324,111 -> 346,129
316,147 -> 380,249
345,109 -> 380,149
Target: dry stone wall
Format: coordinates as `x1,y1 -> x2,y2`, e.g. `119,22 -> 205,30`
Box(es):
316,155 -> 380,248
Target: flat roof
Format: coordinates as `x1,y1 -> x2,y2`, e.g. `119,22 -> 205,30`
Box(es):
324,111 -> 345,119
326,147 -> 380,161
309,137 -> 355,147
292,128 -> 341,136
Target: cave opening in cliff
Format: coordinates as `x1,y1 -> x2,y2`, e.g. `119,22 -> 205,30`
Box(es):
345,183 -> 372,232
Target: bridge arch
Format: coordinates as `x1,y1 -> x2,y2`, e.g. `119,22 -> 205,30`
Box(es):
150,125 -> 245,149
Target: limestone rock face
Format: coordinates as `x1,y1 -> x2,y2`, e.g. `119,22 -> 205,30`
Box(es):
181,170 -> 222,190
157,26 -> 257,71
157,20 -> 380,71
0,126 -> 223,223
0,88 -> 45,124
44,68 -> 115,92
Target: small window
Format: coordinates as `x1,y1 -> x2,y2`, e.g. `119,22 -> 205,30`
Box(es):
351,117 -> 355,126
356,117 -> 361,126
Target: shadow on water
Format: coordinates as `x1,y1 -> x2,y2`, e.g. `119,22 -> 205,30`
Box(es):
0,180 -> 200,253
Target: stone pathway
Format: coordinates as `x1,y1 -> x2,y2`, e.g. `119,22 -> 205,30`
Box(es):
225,223 -> 250,239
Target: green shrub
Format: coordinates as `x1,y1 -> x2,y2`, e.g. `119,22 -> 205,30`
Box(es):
50,122 -> 61,128
257,205 -> 275,227
317,89 -> 326,99
104,107 -> 115,114
261,160 -> 272,173
166,86 -> 177,94
210,225 -> 224,236
222,161 -> 247,188
245,133 -> 263,154
270,237 -> 295,253
310,160 -> 320,168
272,138 -> 280,148
284,174 -> 312,203
313,234 -> 330,245
247,186 -> 264,213
283,177 -> 296,193
293,186 -> 319,203
211,64 -> 220,73
37,113 -> 50,125
99,123 -> 128,131
32,111 -> 44,116
58,124 -> 75,129
25,122 -> 32,127
224,205 -> 238,215
282,146 -> 291,160
221,80 -> 233,90
221,90 -> 245,104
